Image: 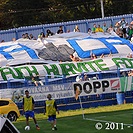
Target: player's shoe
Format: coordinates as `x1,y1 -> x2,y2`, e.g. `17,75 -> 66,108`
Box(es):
36,125 -> 40,130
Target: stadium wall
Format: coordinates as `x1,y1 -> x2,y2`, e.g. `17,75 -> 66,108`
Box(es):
0,14 -> 133,42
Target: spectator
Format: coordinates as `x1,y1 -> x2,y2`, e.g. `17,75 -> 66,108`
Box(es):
76,75 -> 82,82
76,73 -> 84,82
100,53 -> 105,58
115,26 -> 123,38
128,69 -> 133,76
130,21 -> 133,25
40,32 -> 45,38
102,23 -> 108,32
130,34 -> 133,42
118,17 -> 128,38
12,38 -> 16,42
83,73 -> 89,81
66,29 -> 70,33
92,24 -> 97,33
46,29 -> 54,37
57,26 -> 63,34
127,53 -> 133,58
91,53 -> 97,60
37,32 -> 48,44
69,54 -> 82,62
88,28 -> 91,35
29,34 -> 36,40
59,60 -> 62,63
95,25 -> 104,32
127,24 -> 133,40
1,40 -> 5,43
108,52 -> 113,57
25,33 -> 30,39
22,34 -> 26,39
37,34 -> 43,43
107,25 -> 114,33
125,22 -> 129,35
73,25 -> 80,32
121,71 -> 127,77
32,75 -> 44,86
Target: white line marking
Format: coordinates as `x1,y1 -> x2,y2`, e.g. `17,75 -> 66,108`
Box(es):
93,116 -> 106,118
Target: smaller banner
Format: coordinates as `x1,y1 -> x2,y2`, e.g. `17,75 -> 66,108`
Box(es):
0,83 -> 74,102
73,78 -> 121,97
120,76 -> 133,92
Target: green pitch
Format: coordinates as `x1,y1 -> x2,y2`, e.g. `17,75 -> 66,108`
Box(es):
14,105 -> 133,133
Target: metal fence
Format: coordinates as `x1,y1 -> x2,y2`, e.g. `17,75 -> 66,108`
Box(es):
0,69 -> 122,89
0,14 -> 133,42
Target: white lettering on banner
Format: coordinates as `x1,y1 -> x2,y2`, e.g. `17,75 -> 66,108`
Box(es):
73,78 -> 121,96
56,91 -> 73,99
53,85 -> 66,91
28,86 -> 50,94
0,83 -> 74,102
26,84 -> 70,95
25,83 -> 74,101
1,58 -> 133,81
32,91 -> 74,101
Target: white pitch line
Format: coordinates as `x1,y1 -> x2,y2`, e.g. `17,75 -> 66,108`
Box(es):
84,117 -> 133,127
84,112 -> 133,120
93,116 -> 106,118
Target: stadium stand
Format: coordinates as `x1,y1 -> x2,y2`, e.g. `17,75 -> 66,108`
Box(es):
0,14 -> 133,113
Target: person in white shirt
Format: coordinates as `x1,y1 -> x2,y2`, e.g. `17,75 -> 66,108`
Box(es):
118,18 -> 128,38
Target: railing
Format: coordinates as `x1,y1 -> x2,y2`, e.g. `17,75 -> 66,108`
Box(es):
0,14 -> 133,42
0,68 -> 128,89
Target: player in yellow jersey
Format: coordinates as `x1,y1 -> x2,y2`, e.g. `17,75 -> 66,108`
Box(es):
44,94 -> 59,131
22,90 -> 40,130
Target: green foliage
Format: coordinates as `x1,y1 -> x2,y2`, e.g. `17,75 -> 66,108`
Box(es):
0,0 -> 133,29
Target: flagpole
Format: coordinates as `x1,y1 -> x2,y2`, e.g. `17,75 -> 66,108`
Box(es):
100,0 -> 104,18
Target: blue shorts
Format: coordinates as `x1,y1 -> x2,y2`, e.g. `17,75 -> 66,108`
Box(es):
48,115 -> 56,122
25,111 -> 35,118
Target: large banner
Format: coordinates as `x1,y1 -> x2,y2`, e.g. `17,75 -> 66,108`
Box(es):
0,32 -> 133,66
0,57 -> 133,81
0,77 -> 132,103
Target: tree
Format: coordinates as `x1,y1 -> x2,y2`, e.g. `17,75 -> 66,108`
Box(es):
0,0 -> 133,30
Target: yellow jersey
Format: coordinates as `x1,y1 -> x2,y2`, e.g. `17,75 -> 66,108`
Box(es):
45,99 -> 56,116
23,96 -> 33,111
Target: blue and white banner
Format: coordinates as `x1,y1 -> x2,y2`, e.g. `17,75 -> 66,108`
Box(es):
0,39 -> 46,66
0,32 -> 133,67
67,36 -> 133,58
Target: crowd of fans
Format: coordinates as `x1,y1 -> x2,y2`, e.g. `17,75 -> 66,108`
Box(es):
89,17 -> 133,41
11,17 -> 133,44
1,17 -> 133,42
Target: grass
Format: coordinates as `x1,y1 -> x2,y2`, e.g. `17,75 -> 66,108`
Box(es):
14,104 -> 133,133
